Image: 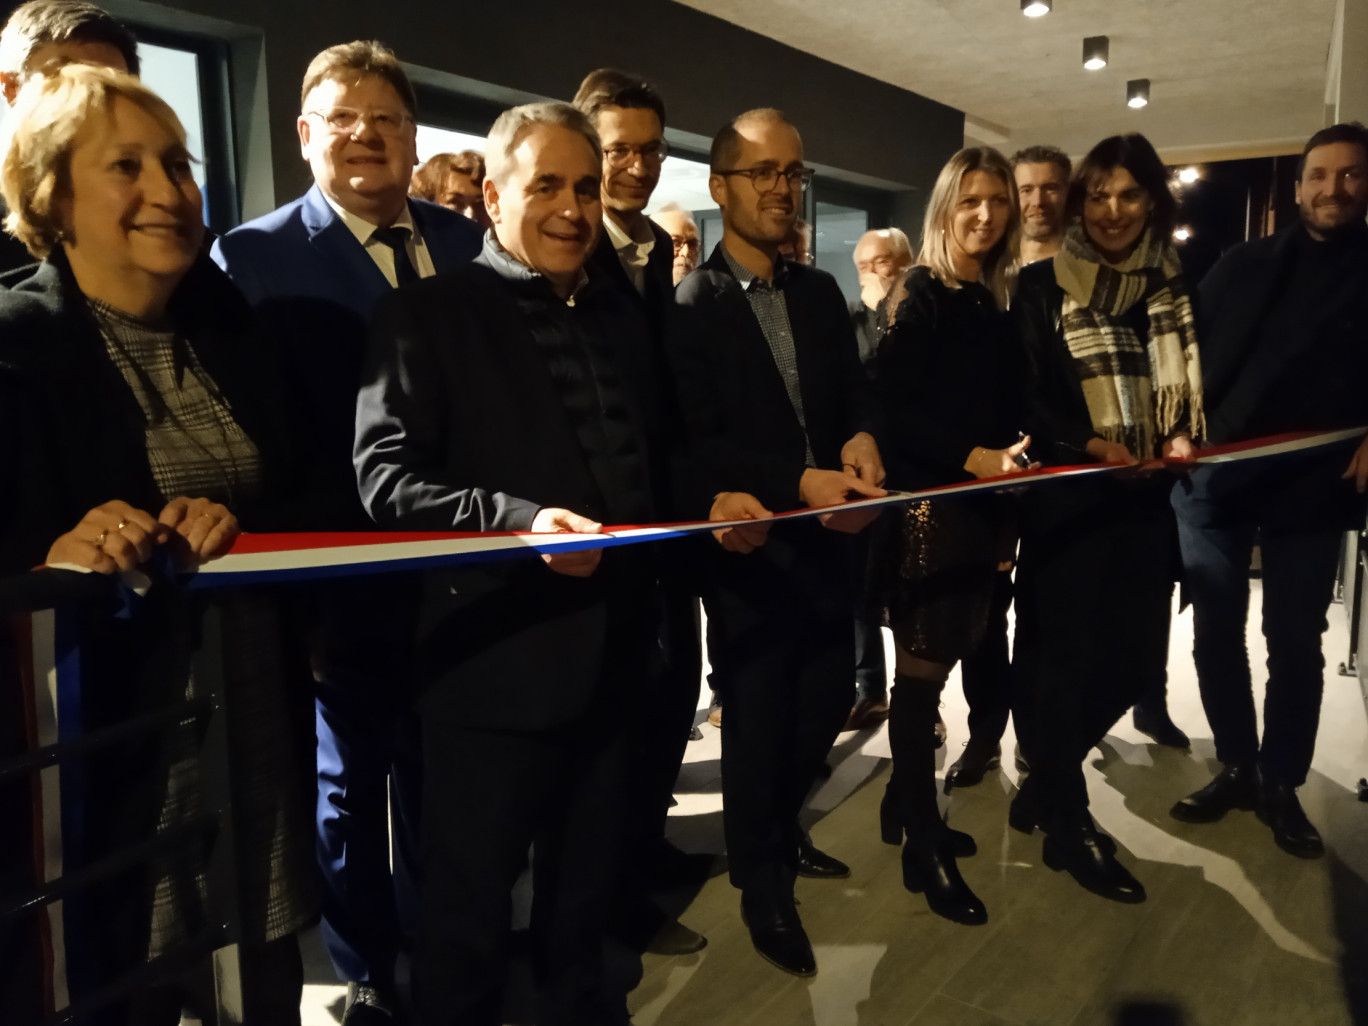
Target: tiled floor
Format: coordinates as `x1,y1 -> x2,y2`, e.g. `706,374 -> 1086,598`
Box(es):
298,584 -> 1368,1026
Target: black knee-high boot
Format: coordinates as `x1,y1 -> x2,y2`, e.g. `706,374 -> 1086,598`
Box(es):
887,675 -> 987,925
881,677 -> 977,856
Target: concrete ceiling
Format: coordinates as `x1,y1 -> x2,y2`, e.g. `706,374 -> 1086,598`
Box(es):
672,0 -> 1338,161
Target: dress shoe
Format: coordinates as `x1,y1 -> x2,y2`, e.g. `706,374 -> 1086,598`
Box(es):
1258,782 -> 1325,858
1169,762 -> 1257,823
1008,780 -> 1042,835
844,696 -> 890,731
879,789 -> 976,856
944,741 -> 1002,792
1132,704 -> 1191,748
343,983 -> 401,1026
688,724 -> 703,741
647,916 -> 708,955
741,896 -> 817,976
1041,822 -> 1145,903
901,840 -> 988,925
796,837 -> 850,878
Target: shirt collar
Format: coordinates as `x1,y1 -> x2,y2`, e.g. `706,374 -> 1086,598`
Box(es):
721,243 -> 786,291
602,212 -> 656,266
321,191 -> 419,246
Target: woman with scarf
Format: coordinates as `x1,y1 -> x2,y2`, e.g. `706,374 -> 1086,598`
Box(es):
872,147 -> 1033,925
1009,133 -> 1203,903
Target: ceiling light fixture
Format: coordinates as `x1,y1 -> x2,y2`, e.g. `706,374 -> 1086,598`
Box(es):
1127,78 -> 1150,109
1022,0 -> 1051,17
1083,36 -> 1109,70
1178,166 -> 1200,184
1174,226 -> 1192,242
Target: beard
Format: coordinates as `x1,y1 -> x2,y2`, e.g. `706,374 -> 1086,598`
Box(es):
1300,198 -> 1368,240
1020,217 -> 1061,241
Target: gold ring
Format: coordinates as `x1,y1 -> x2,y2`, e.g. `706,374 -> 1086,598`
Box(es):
94,529 -> 108,547
116,520 -> 130,531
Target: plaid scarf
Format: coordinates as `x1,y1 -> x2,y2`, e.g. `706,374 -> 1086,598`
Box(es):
1054,225 -> 1204,457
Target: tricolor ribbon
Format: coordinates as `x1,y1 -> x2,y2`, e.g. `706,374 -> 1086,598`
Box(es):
188,427 -> 1368,588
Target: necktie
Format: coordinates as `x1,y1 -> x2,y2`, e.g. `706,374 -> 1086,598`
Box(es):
371,225 -> 419,287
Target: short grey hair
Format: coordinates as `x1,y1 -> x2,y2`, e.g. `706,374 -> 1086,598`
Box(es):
485,101 -> 601,188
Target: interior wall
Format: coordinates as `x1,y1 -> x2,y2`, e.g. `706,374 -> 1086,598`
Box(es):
15,0 -> 964,227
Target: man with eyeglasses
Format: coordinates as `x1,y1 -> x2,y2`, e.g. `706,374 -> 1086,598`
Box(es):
671,107 -> 886,978
651,205 -> 702,285
212,40 -> 481,1026
571,68 -> 710,959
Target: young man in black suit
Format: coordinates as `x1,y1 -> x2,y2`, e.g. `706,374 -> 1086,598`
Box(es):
672,107 -> 886,977
355,100 -> 665,1026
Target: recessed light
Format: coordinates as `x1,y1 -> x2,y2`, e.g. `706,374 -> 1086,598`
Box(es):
1022,0 -> 1051,17
1083,36 -> 1109,71
1178,166 -> 1200,184
1127,78 -> 1150,109
1174,226 -> 1192,242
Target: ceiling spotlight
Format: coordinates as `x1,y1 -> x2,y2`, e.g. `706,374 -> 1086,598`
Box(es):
1178,166 -> 1200,184
1083,36 -> 1109,70
1127,78 -> 1150,109
1174,226 -> 1193,242
1022,0 -> 1051,17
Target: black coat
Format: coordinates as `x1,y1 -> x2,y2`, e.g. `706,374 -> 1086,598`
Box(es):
671,244 -> 879,518
0,252 -> 305,576
354,245 -> 664,730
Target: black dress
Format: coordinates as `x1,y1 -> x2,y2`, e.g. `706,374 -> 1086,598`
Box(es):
872,267 -> 1023,663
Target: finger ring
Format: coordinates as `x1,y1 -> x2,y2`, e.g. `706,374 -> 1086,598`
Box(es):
94,529 -> 108,547
198,512 -> 214,519
116,520 -> 130,531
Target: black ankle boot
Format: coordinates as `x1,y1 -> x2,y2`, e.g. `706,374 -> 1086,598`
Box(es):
902,839 -> 988,925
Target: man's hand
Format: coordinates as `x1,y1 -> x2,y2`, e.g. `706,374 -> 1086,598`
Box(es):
46,500 -> 165,574
799,468 -> 887,534
1343,435 -> 1368,493
840,432 -> 886,487
1162,434 -> 1196,461
530,507 -> 604,577
709,492 -> 773,553
159,496 -> 240,570
1085,437 -> 1138,466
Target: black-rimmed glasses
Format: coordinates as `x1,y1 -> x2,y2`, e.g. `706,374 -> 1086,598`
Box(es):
714,166 -> 814,193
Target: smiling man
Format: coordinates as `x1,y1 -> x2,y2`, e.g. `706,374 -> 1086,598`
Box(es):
211,40 -> 481,1026
1011,144 -> 1070,264
1170,121 -> 1368,860
355,101 -> 668,1026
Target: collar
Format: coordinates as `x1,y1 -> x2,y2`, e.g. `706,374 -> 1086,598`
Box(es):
721,243 -> 787,292
479,234 -> 590,305
602,212 -> 656,266
321,191 -> 419,246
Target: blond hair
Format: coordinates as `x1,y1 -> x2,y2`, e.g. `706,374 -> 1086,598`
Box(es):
917,147 -> 1020,309
0,62 -> 187,258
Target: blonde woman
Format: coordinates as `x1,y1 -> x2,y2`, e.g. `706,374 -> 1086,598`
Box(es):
872,147 -> 1033,925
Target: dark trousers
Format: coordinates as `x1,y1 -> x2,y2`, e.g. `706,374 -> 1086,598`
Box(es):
960,569 -> 1016,749
1172,496 -> 1342,786
414,713 -> 629,1026
706,528 -> 854,900
1014,480 -> 1176,828
853,531 -> 889,702
313,578 -> 421,988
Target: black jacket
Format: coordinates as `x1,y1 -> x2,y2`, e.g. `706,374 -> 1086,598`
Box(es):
671,244 -> 879,518
354,240 -> 664,729
0,252 -> 305,575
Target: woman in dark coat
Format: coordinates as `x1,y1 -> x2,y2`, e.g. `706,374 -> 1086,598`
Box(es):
1010,132 -> 1203,903
873,146 -> 1034,925
0,65 -> 315,1023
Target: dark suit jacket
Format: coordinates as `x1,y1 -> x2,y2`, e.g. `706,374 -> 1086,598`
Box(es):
671,244 -> 878,518
587,218 -> 676,341
0,252 -> 304,575
209,184 -> 482,527
354,242 -> 662,730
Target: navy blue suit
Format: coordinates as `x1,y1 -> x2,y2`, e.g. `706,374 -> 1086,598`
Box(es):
211,185 -> 482,989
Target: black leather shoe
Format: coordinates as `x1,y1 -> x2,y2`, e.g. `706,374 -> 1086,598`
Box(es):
944,741 -> 1002,792
901,841 -> 988,925
647,916 -> 708,955
1132,704 -> 1191,748
1008,781 -> 1042,835
796,837 -> 850,879
1041,823 -> 1145,903
343,983 -> 401,1026
1170,762 -> 1258,823
741,896 -> 817,976
1258,783 -> 1324,858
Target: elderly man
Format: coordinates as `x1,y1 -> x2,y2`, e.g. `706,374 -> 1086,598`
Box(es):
356,101 -> 667,1026
1170,122 -> 1368,859
212,40 -> 481,1025
672,107 -> 885,977
652,204 -> 702,285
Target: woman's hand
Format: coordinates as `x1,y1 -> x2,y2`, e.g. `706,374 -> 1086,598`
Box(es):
1085,437 -> 1138,465
529,507 -> 604,577
45,500 -> 165,574
159,496 -> 241,569
964,436 -> 1039,479
1162,434 -> 1196,461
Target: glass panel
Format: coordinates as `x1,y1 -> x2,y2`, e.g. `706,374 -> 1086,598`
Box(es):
138,42 -> 205,190
813,202 -> 869,304
415,124 -> 489,162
